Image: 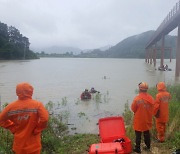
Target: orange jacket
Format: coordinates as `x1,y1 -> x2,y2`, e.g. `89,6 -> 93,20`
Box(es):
154,91 -> 171,123
0,82 -> 49,153
131,92 -> 154,131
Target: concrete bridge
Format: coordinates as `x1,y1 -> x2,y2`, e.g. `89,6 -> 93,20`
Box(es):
145,0 -> 180,76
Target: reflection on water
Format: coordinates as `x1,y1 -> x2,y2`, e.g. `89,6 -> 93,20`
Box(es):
0,58 -> 178,133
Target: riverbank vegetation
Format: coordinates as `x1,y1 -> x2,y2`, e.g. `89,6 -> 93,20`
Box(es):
0,21 -> 37,60
0,84 -> 179,153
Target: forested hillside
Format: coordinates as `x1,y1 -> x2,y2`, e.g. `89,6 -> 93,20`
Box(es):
0,21 -> 37,60
78,31 -> 177,58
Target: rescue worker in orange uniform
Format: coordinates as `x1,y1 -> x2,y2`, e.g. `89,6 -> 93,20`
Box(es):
154,82 -> 171,143
131,82 -> 154,153
0,82 -> 49,154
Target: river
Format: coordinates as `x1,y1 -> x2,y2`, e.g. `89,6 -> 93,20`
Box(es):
0,58 -> 177,134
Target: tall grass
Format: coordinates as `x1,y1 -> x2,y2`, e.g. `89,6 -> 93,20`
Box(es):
122,102 -> 135,143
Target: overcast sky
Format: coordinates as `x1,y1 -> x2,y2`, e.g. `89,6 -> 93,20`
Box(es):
0,0 -> 179,50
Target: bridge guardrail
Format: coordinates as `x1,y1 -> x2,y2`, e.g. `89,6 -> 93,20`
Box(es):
146,0 -> 180,48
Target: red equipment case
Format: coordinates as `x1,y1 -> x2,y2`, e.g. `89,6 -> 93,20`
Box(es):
89,116 -> 132,154
88,142 -> 124,154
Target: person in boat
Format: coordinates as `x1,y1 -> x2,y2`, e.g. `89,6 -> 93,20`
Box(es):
131,82 -> 154,153
164,64 -> 168,71
90,87 -> 99,93
158,64 -> 168,71
81,89 -> 91,100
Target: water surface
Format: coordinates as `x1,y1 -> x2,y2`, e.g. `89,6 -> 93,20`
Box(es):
0,58 -> 177,133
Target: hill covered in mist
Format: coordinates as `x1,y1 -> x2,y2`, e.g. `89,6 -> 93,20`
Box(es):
78,30 -> 177,58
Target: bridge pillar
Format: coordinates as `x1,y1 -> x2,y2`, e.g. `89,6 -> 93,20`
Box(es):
148,49 -> 151,63
176,24 -> 180,77
147,49 -> 150,63
161,35 -> 165,68
145,49 -> 148,63
153,47 -> 157,67
170,48 -> 172,62
150,48 -> 153,65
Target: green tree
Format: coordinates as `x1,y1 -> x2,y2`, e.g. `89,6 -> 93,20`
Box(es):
0,21 -> 37,60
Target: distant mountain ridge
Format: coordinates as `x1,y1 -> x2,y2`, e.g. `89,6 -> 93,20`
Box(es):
78,30 -> 177,58
36,30 -> 177,58
82,45 -> 112,53
40,46 -> 82,55
36,44 -> 112,55
105,30 -> 156,58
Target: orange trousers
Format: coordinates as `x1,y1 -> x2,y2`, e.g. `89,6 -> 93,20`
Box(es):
156,121 -> 166,142
14,150 -> 41,154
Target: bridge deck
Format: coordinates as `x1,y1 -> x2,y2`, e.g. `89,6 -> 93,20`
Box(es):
146,1 -> 180,48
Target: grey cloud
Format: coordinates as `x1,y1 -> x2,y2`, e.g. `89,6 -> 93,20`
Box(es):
0,0 -> 179,50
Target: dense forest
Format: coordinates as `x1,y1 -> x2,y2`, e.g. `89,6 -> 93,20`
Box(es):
0,21 -> 37,60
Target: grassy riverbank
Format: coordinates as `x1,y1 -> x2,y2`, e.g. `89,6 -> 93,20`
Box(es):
0,84 -> 180,153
